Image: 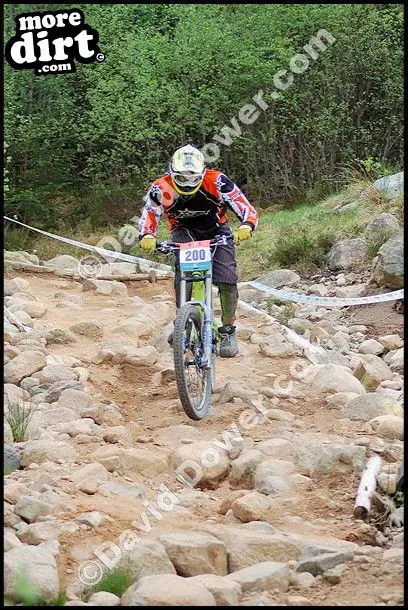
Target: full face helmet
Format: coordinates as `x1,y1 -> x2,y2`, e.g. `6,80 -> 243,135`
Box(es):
169,144 -> 206,195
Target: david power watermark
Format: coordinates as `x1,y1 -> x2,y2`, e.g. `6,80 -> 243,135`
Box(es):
201,28 -> 336,163
5,8 -> 105,75
76,358 -> 311,586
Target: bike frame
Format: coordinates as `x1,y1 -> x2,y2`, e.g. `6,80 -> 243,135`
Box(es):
179,266 -> 219,370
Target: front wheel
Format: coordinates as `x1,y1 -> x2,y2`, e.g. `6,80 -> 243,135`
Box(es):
173,304 -> 212,420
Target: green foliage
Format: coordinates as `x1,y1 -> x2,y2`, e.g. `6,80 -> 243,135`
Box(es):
4,4 -> 403,228
6,401 -> 38,442
11,569 -> 66,606
274,302 -> 298,326
394,491 -> 404,507
86,566 -> 134,599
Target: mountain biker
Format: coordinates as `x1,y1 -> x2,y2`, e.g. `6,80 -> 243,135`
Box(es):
138,144 -> 259,358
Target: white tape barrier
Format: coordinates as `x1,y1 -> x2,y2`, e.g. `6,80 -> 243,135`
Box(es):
237,298 -> 326,364
247,280 -> 403,308
5,215 -> 402,310
4,306 -> 32,333
3,216 -> 173,274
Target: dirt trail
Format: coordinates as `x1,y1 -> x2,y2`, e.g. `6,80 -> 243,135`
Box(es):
8,271 -> 404,606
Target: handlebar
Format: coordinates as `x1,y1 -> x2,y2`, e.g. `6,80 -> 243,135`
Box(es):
156,233 -> 233,254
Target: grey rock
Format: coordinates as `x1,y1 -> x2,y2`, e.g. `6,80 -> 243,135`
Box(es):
226,561 -> 290,594
343,394 -> 402,421
371,229 -> 403,288
87,592 -> 120,606
121,574 -> 215,606
326,238 -> 367,271
46,254 -> 79,269
69,320 -> 104,340
372,171 -> 403,199
186,574 -> 242,606
364,213 -> 400,238
4,545 -> 59,603
296,551 -> 354,576
4,351 -> 46,384
159,530 -> 228,576
256,269 -> 300,288
45,328 -> 77,345
295,441 -> 366,476
42,380 -> 85,403
4,445 -> 20,472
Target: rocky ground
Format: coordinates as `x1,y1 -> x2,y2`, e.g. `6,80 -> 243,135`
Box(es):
3,246 -> 404,606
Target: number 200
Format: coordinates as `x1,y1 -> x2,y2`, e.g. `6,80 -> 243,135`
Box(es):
185,249 -> 206,261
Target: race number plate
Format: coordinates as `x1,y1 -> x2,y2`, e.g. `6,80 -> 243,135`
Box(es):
179,240 -> 211,272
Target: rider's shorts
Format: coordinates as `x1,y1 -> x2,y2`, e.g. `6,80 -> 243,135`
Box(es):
171,224 -> 238,285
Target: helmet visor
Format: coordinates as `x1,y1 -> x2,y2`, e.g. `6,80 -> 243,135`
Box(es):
171,171 -> 203,187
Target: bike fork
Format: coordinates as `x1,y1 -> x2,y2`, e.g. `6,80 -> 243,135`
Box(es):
200,275 -> 214,369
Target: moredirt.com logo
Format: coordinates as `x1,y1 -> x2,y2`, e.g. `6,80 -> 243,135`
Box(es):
5,8 -> 104,75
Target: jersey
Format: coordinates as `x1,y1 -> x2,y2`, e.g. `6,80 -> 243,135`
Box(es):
138,169 -> 258,238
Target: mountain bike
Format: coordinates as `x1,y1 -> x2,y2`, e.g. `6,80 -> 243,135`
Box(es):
156,234 -> 230,420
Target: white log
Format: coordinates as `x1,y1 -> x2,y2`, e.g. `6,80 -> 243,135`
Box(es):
354,455 -> 382,519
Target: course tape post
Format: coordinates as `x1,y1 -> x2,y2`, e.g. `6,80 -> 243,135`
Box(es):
248,280 -> 404,307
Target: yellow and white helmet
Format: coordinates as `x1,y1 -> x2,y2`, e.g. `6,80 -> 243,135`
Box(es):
170,144 -> 205,195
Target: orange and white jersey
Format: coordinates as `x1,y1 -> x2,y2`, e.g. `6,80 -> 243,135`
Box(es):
138,169 -> 259,237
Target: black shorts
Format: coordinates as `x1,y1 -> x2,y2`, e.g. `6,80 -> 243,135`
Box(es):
171,224 -> 238,285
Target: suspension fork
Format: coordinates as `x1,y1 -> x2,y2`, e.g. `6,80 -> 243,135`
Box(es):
180,271 -> 214,370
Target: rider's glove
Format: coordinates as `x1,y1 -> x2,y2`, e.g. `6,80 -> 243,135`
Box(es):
234,224 -> 252,243
140,235 -> 157,251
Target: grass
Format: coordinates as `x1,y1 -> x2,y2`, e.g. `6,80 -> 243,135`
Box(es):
5,400 -> 38,442
85,566 -> 134,600
393,491 -> 404,507
235,181 -> 403,279
9,571 -> 67,606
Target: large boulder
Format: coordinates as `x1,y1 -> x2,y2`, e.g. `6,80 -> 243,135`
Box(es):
369,415 -> 404,440
69,320 -> 104,340
46,254 -> 79,270
82,279 -> 128,297
343,394 -> 403,421
4,250 -> 40,265
186,574 -> 242,606
4,445 -> 20,472
21,440 -> 76,467
256,269 -> 300,289
7,300 -> 47,318
371,230 -> 403,288
4,351 -> 46,384
353,354 -> 393,390
310,364 -> 366,395
158,531 -> 228,576
326,238 -> 367,271
199,525 -> 304,571
364,213 -> 400,239
170,442 -> 230,489
121,574 -> 216,606
372,171 -> 404,199
295,441 -> 366,477
226,561 -> 290,594
4,545 -> 60,603
92,446 -> 168,478
107,539 -> 176,584
4,277 -> 31,296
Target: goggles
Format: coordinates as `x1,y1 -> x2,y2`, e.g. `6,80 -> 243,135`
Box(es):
171,171 -> 203,187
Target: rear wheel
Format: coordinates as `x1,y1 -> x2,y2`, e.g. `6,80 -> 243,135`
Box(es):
173,304 -> 212,420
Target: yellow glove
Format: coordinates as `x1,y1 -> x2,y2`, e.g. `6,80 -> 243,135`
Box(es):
140,235 -> 157,251
234,224 -> 252,243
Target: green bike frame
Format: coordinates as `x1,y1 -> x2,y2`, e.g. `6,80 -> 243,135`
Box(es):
179,269 -> 219,368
